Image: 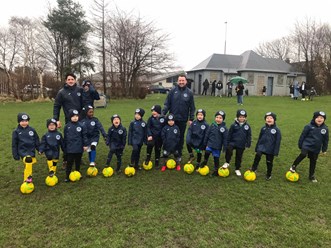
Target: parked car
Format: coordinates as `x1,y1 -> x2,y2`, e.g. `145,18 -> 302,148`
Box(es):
94,93 -> 107,108
147,85 -> 170,94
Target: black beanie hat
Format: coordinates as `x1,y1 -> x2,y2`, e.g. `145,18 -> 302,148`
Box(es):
111,114 -> 121,122
215,110 -> 226,120
313,111 -> 326,120
135,108 -> 145,118
264,112 -> 277,121
69,109 -> 79,118
236,109 -> 247,118
17,113 -> 30,123
166,113 -> 175,121
83,105 -> 94,113
82,80 -> 91,87
151,105 -> 161,114
46,118 -> 57,128
196,109 -> 206,117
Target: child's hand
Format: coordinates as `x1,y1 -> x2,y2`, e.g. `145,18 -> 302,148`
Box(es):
38,152 -> 42,155
147,136 -> 153,141
320,152 -> 327,156
83,146 -> 88,151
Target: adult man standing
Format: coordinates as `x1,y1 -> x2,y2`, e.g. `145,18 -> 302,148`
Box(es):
162,74 -> 196,168
216,80 -> 223,97
53,73 -> 83,128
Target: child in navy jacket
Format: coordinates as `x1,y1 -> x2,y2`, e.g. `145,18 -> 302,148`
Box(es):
202,111 -> 228,176
250,112 -> 281,180
63,109 -> 88,182
144,105 -> 166,169
39,118 -> 64,177
290,111 -> 329,182
81,105 -> 107,167
12,113 -> 40,183
128,108 -> 147,170
222,109 -> 252,176
186,109 -> 209,170
105,114 -> 127,173
160,114 -> 181,171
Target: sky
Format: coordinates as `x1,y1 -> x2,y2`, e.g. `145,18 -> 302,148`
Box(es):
1,0 -> 331,70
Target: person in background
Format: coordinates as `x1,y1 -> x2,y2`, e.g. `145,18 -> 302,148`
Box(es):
82,80 -> 100,108
235,81 -> 245,105
211,80 -> 216,96
202,79 -> 209,95
216,80 -> 223,97
227,81 -> 233,97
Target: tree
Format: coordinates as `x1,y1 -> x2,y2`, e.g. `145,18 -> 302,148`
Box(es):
255,37 -> 291,61
43,0 -> 92,81
105,10 -> 172,98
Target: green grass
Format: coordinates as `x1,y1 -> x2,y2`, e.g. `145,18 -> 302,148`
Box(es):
1,95 -> 331,247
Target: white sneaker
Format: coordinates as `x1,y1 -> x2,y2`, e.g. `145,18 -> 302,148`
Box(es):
289,166 -> 295,173
235,170 -> 242,176
222,163 -> 229,169
89,162 -> 96,166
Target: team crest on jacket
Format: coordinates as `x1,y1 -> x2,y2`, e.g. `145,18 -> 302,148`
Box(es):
174,129 -> 178,134
91,121 -> 96,126
76,127 -> 82,132
56,135 -> 61,140
118,130 -> 123,134
321,129 -> 327,134
271,129 -> 277,134
160,118 -> 165,123
220,127 -> 225,132
77,92 -> 81,96
201,125 -> 206,130
141,123 -> 146,127
184,93 -> 188,97
244,125 -> 249,130
29,131 -> 34,136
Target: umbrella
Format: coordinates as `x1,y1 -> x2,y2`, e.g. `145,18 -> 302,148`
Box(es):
229,76 -> 248,85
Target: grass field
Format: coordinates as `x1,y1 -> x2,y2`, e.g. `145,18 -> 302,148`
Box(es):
1,94 -> 331,247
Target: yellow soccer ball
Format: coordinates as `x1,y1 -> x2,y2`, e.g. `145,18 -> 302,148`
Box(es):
244,170 -> 256,181
184,163 -> 195,174
20,182 -> 35,194
199,165 -> 210,176
87,166 -> 98,177
143,161 -> 153,170
102,167 -> 114,177
286,171 -> 299,182
125,166 -> 136,177
218,167 -> 230,177
166,159 -> 176,169
69,171 -> 81,182
45,175 -> 59,186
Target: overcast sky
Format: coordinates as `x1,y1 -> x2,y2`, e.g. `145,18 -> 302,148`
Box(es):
1,0 -> 331,70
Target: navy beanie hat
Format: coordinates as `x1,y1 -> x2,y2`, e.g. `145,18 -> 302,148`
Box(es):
17,113 -> 30,123
264,112 -> 277,121
313,111 -> 326,120
236,109 -> 247,118
135,108 -> 145,118
151,105 -> 162,114
215,110 -> 226,120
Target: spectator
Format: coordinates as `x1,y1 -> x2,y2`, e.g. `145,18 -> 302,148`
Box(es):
202,79 -> 209,95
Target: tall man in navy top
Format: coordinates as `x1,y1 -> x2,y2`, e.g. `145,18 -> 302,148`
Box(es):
162,74 -> 196,160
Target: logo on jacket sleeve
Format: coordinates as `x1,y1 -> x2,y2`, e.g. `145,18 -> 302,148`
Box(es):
77,92 -> 81,96
160,118 -> 165,123
174,129 -> 178,134
184,93 -> 188,97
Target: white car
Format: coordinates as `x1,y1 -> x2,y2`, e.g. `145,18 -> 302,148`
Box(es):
94,93 -> 107,108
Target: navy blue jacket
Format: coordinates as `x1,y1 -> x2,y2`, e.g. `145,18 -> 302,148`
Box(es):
161,124 -> 180,153
53,83 -> 83,123
81,117 -> 106,144
255,124 -> 281,156
128,119 -> 147,146
227,120 -> 252,149
107,124 -> 127,151
204,122 -> 228,151
146,115 -> 166,139
63,121 -> 88,153
39,130 -> 64,159
82,86 -> 100,107
186,119 -> 209,150
162,85 -> 195,122
298,120 -> 329,153
12,125 -> 40,160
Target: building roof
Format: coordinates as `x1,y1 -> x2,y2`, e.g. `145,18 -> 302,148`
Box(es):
188,50 -> 293,74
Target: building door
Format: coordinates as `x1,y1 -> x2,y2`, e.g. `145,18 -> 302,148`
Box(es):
267,77 -> 273,96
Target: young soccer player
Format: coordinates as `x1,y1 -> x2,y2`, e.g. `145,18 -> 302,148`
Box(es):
201,111 -> 228,176
222,109 -> 252,176
144,105 -> 166,169
63,109 -> 88,182
39,118 -> 64,177
186,109 -> 209,170
12,113 -> 40,183
160,114 -> 181,171
128,108 -> 147,170
289,111 -> 329,182
105,114 -> 127,173
250,112 -> 281,180
81,105 -> 107,167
